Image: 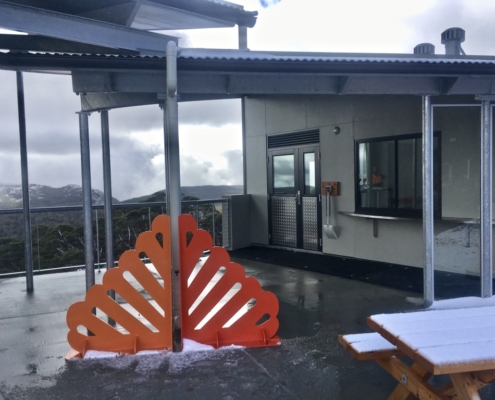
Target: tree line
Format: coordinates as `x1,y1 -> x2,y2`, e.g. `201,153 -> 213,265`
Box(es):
0,197 -> 223,274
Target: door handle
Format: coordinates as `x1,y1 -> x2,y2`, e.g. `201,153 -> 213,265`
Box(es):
296,190 -> 301,205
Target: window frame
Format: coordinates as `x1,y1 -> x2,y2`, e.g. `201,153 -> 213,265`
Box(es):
354,131 -> 441,219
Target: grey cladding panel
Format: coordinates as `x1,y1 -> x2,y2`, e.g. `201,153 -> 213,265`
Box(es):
271,196 -> 297,247
302,197 -> 319,251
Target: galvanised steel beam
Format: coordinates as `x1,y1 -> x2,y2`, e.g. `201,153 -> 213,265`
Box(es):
16,71 -> 34,293
101,110 -> 116,321
480,99 -> 493,298
165,41 -> 182,350
422,95 -> 434,307
80,92 -> 241,111
0,1 -> 177,53
100,110 -> 114,273
78,111 -> 95,293
81,93 -> 159,112
72,71 -> 495,96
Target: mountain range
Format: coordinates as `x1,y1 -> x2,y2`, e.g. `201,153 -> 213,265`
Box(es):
0,184 -> 243,209
122,185 -> 243,204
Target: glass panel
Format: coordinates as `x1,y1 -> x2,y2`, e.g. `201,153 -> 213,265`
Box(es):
434,106 -> 480,298
357,143 -> 370,207
358,136 -> 440,214
358,141 -> 395,209
397,139 -> 415,209
415,138 -> 423,210
273,154 -> 295,192
304,152 -> 315,195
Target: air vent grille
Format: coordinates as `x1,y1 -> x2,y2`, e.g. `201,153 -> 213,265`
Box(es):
267,130 -> 319,149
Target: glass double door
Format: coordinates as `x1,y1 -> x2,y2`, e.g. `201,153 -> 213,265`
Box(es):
268,145 -> 321,251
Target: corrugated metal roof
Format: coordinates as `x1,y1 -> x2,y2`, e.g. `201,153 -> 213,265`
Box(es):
178,48 -> 495,65
5,48 -> 495,66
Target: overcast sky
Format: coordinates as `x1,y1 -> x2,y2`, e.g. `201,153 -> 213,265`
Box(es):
1,0 -> 495,200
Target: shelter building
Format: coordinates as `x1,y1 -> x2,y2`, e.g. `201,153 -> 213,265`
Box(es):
0,0 -> 494,307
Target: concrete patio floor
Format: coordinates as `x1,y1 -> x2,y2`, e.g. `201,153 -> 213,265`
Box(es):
0,256 -> 493,399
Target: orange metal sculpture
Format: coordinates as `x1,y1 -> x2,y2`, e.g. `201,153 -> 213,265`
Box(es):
66,213 -> 280,358
66,215 -> 173,357
179,214 -> 280,348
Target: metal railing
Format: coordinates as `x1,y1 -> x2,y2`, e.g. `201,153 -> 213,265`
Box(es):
0,198 -> 230,278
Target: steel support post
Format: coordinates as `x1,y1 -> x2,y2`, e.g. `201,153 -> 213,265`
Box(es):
242,97 -> 247,195
422,96 -> 434,307
163,103 -> 171,211
212,203 -> 216,246
100,110 -> 115,273
165,41 -> 181,347
481,100 -> 493,298
16,71 -> 33,293
78,111 -> 95,292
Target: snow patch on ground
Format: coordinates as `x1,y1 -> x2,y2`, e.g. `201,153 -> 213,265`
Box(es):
168,340 -> 245,373
83,349 -> 166,360
182,338 -> 215,353
83,350 -> 120,359
429,296 -> 495,310
71,340 -> 246,375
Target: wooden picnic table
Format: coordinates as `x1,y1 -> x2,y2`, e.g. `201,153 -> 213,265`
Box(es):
339,306 -> 495,399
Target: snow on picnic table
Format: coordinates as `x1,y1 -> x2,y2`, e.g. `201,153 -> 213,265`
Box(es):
369,297 -> 495,368
342,332 -> 396,353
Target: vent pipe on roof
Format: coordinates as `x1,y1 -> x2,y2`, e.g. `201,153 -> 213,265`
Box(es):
238,25 -> 248,50
441,27 -> 465,56
414,43 -> 435,55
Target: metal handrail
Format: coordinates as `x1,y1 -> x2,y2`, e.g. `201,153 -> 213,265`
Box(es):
0,198 -> 228,215
0,198 -> 230,278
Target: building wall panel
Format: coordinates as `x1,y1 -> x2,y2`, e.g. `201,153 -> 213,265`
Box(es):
244,94 -> 486,275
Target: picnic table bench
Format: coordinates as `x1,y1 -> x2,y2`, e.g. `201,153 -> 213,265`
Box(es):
339,305 -> 495,399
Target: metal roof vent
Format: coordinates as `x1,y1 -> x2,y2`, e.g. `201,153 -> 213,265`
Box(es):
414,43 -> 435,55
441,27 -> 465,55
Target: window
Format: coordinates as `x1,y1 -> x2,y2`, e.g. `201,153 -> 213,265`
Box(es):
355,133 -> 441,218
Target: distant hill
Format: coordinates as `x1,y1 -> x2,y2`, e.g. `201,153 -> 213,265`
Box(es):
122,185 -> 243,203
0,184 -> 119,209
0,184 -> 243,209
0,183 -> 242,240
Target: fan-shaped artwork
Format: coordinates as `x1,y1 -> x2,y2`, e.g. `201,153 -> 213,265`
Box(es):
66,215 -> 173,357
179,214 -> 280,348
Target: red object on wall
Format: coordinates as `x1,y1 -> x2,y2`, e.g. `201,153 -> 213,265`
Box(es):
66,215 -> 173,357
179,214 -> 280,348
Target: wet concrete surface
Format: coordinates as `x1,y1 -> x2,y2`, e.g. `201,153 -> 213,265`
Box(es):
0,259 -> 494,399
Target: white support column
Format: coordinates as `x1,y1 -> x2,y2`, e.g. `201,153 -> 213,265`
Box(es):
78,111 -> 95,292
165,41 -> 181,346
481,99 -> 493,298
422,96 -> 434,307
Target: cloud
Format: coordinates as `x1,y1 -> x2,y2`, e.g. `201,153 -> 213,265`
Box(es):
406,0 -> 495,55
4,0 -> 495,203
105,136 -> 165,200
0,70 -> 244,200
180,99 -> 241,126
192,0 -> 495,55
180,150 -> 243,186
259,0 -> 283,8
0,71 -> 82,157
